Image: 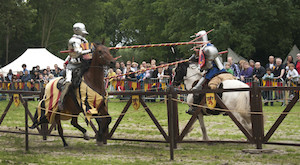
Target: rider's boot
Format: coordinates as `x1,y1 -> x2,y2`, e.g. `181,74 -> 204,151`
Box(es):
58,82 -> 72,111
186,93 -> 202,115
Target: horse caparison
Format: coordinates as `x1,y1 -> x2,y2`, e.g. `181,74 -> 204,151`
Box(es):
173,61 -> 252,140
31,44 -> 116,147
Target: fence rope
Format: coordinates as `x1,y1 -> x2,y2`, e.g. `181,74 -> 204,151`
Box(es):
25,100 -> 155,119
171,98 -> 300,115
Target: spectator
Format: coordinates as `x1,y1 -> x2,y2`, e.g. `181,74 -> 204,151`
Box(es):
120,61 -> 126,72
46,66 -> 51,75
12,75 -> 18,82
144,63 -> 152,79
48,74 -> 55,82
273,58 -> 285,80
151,63 -> 158,78
22,64 -> 29,74
273,58 -> 285,105
108,68 -> 116,79
157,67 -> 167,81
286,55 -> 294,64
163,63 -> 172,80
132,62 -> 138,72
249,59 -> 255,68
114,61 -> 122,72
124,63 -> 135,80
0,73 -> 4,82
252,62 -> 266,82
265,55 -> 275,71
240,62 -> 253,82
16,71 -> 23,80
53,64 -> 61,73
141,61 -> 147,68
137,66 -> 146,89
42,69 -> 48,76
38,74 -> 45,83
262,68 -> 274,106
286,63 -> 299,83
238,60 -> 247,71
151,59 -> 156,66
60,63 -> 67,77
53,68 -> 61,77
21,70 -> 31,82
31,71 -> 39,82
227,57 -> 240,77
224,62 -> 234,75
5,69 -> 13,82
295,53 -> 300,74
123,61 -> 133,74
36,65 -> 42,74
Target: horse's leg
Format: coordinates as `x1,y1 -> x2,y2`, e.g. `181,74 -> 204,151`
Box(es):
95,116 -> 111,146
197,113 -> 209,141
70,117 -> 90,140
55,115 -> 68,147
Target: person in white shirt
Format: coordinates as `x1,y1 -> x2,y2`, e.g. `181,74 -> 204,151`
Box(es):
286,63 -> 299,83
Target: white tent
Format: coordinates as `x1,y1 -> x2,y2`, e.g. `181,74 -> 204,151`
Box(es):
0,48 -> 64,74
283,45 -> 300,64
227,48 -> 247,64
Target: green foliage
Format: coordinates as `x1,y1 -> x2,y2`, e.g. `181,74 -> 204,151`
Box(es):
0,0 -> 299,67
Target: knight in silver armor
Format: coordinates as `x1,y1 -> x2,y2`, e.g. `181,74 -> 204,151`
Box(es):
58,22 -> 93,111
190,30 -> 224,91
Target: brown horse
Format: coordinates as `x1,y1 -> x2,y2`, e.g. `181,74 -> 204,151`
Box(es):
30,44 -> 115,147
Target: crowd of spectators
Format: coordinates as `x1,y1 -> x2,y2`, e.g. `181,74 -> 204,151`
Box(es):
225,54 -> 300,84
2,52 -> 300,93
0,64 -> 66,86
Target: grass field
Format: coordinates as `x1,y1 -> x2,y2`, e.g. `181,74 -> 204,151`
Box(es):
0,98 -> 299,165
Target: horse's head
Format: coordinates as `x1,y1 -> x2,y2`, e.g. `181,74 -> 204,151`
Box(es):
172,61 -> 189,86
92,44 -> 116,67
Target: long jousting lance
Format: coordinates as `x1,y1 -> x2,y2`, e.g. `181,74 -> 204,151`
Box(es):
60,41 -> 209,53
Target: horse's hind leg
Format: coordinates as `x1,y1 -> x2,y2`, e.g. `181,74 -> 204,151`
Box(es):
55,115 -> 68,147
197,113 -> 209,141
71,117 -> 90,140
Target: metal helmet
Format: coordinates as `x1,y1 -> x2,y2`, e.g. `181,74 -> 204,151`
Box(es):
73,23 -> 88,36
195,30 -> 208,42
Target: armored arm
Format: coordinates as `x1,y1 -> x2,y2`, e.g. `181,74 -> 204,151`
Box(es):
203,45 -> 224,70
68,37 -> 92,58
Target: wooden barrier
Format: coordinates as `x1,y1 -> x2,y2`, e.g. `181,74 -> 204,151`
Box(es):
0,84 -> 299,160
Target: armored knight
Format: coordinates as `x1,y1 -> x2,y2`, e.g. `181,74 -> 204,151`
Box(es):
58,22 -> 93,110
187,30 -> 235,114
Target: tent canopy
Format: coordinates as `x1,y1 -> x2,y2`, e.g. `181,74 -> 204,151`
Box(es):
227,48 -> 247,64
0,48 -> 64,75
283,45 -> 300,64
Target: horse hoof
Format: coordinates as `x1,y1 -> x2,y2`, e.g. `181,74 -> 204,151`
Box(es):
83,133 -> 90,140
96,141 -> 104,146
64,144 -> 69,148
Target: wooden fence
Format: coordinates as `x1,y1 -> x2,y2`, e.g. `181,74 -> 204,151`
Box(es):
0,83 -> 299,160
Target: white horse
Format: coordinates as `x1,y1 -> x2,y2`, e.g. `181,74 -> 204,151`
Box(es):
173,62 -> 252,140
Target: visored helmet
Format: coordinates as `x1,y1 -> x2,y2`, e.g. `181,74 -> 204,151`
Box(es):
73,23 -> 89,36
195,30 -> 208,42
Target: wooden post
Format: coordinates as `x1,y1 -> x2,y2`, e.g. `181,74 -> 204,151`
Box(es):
250,82 -> 264,149
171,86 -> 179,149
167,92 -> 174,160
24,99 -> 29,151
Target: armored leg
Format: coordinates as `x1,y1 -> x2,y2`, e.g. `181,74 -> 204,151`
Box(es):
192,77 -> 206,91
58,82 -> 72,111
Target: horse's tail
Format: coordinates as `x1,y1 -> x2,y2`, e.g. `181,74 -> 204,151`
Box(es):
29,99 -> 49,129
